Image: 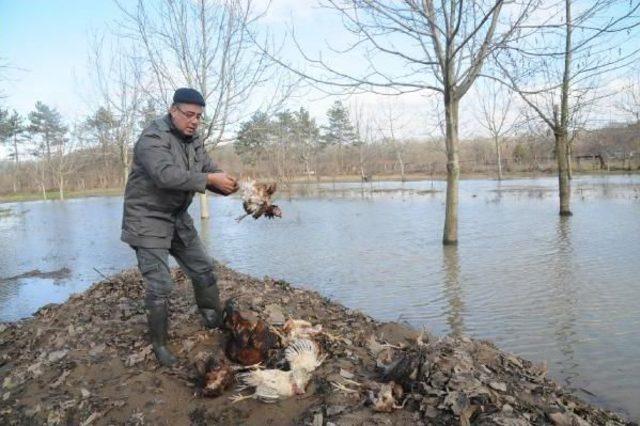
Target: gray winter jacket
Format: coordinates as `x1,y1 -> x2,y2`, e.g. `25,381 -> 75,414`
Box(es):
121,114 -> 221,248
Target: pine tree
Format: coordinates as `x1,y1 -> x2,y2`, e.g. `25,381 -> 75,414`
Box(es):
27,102 -> 68,199
28,102 -> 68,163
322,100 -> 357,174
234,111 -> 273,165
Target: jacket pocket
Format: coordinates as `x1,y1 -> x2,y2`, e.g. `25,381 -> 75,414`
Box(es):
129,218 -> 173,237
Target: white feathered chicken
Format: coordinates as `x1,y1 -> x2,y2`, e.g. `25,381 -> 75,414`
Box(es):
236,179 -> 282,222
285,338 -> 326,372
230,339 -> 324,403
231,368 -> 311,403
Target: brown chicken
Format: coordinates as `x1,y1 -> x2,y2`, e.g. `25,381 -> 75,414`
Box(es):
193,353 -> 235,398
236,179 -> 282,222
222,299 -> 280,366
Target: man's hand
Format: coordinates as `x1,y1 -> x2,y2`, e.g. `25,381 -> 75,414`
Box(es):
206,173 -> 239,196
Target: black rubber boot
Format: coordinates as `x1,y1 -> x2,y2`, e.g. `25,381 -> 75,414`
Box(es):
193,273 -> 222,329
147,300 -> 177,366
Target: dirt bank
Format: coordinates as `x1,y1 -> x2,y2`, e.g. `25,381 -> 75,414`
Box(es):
0,265 -> 633,425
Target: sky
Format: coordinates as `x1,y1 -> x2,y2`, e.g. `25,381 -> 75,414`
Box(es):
0,1 -> 446,144
0,0 -> 637,160
0,1 -> 119,118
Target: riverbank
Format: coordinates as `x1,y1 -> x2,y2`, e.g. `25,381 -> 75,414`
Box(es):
0,265 -> 633,425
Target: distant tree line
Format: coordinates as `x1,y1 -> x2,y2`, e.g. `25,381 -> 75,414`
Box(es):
1,96 -> 639,198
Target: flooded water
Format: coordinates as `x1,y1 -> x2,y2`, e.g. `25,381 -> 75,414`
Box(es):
1,174 -> 639,419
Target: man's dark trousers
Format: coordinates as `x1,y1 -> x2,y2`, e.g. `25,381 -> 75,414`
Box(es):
134,234 -> 222,332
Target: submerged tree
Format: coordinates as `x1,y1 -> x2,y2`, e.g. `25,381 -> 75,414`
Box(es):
496,0 -> 640,216
476,82 -> 520,180
269,0 -> 536,244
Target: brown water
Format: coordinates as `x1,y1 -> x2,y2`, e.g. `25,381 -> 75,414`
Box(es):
0,174 -> 639,419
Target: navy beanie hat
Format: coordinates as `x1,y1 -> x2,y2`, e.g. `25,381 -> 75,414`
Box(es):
173,88 -> 206,107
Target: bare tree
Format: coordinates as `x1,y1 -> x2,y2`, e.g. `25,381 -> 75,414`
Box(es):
495,0 -> 640,216
374,101 -> 409,182
268,0 -> 535,244
88,36 -> 145,187
476,81 -> 520,180
117,0 -> 290,218
51,124 -> 83,200
617,69 -> 640,124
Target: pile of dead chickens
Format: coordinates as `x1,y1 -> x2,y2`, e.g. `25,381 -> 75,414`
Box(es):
193,300 -> 327,403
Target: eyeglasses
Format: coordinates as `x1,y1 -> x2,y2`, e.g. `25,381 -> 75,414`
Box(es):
175,105 -> 204,121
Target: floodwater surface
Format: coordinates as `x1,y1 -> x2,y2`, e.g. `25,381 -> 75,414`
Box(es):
0,174 -> 639,419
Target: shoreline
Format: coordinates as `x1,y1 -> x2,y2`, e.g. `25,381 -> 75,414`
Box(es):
1,170 -> 637,204
0,265 -> 633,425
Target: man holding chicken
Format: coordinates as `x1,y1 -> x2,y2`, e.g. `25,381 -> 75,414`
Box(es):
121,88 -> 238,366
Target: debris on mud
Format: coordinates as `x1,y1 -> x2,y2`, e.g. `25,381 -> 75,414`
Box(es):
0,264 -> 633,425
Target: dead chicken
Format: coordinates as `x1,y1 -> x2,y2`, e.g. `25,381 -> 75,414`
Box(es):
193,353 -> 235,398
222,299 -> 280,366
368,381 -> 406,412
285,338 -> 326,373
283,319 -> 323,341
236,179 -> 282,222
231,338 -> 323,403
381,338 -> 429,393
330,378 -> 406,413
231,368 -> 311,403
274,318 -> 340,348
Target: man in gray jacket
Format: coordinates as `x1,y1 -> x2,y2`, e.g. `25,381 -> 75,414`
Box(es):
122,88 -> 238,366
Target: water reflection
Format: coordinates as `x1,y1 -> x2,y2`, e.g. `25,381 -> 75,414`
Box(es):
442,245 -> 465,336
550,217 -> 579,389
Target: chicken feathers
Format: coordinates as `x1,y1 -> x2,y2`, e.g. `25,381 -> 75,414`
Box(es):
236,179 -> 282,222
193,354 -> 235,398
285,339 -> 325,373
222,299 -> 280,366
232,368 -> 311,403
230,338 -> 323,403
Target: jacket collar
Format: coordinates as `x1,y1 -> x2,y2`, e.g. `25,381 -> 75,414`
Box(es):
160,113 -> 196,143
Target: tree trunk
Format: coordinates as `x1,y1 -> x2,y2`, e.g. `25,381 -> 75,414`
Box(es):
121,142 -> 129,187
557,0 -> 573,216
443,96 -> 460,245
200,193 -> 210,219
12,164 -> 18,193
304,157 -> 312,183
495,136 -> 503,180
59,173 -> 65,200
556,132 -> 572,216
397,151 -> 406,182
566,142 -> 573,180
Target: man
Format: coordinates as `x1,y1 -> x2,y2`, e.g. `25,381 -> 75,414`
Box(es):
121,88 -> 238,366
